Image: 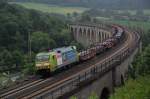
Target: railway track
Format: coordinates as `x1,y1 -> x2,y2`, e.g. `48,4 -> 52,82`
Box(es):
0,79 -> 44,98
23,29 -> 132,99
0,25 -> 140,99
24,27 -> 139,99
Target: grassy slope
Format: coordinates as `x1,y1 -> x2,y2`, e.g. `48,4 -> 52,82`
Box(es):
109,20 -> 150,32
110,75 -> 150,99
144,10 -> 150,15
117,10 -> 150,15
11,2 -> 88,15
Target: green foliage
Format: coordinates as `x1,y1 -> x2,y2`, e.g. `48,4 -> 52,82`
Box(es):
110,42 -> 150,99
79,13 -> 91,22
109,20 -> 150,32
70,92 -> 98,99
10,2 -> 87,15
70,41 -> 84,51
12,50 -> 24,69
23,63 -> 35,75
136,10 -> 144,16
88,92 -> 98,99
109,20 -> 150,48
72,12 -> 78,18
31,31 -> 56,52
8,0 -> 150,9
128,44 -> 150,78
133,44 -> 150,76
110,75 -> 150,99
0,49 -> 13,70
142,30 -> 150,47
57,29 -> 73,46
70,96 -> 77,99
108,21 -> 150,98
0,1 -> 77,73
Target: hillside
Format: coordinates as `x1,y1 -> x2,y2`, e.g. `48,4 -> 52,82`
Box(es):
0,1 -> 74,72
8,0 -> 150,9
11,2 -> 88,15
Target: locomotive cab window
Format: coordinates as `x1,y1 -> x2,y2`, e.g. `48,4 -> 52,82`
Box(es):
36,55 -> 49,62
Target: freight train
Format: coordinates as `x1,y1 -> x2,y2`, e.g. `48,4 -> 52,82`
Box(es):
35,25 -> 124,75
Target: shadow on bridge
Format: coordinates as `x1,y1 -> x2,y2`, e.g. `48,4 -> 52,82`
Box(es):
100,87 -> 110,99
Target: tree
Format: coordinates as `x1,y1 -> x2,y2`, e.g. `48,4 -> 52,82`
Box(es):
73,12 -> 78,18
23,63 -> 35,75
31,31 -> 56,52
80,13 -> 91,22
67,13 -> 71,19
122,11 -> 131,16
0,0 -> 7,5
0,1 -> 75,73
0,49 -> 13,71
132,44 -> 150,76
70,41 -> 83,51
141,29 -> 150,47
136,10 -> 144,16
59,29 -> 72,45
12,50 -> 24,70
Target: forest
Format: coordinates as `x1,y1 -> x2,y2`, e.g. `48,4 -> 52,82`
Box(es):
0,0 -> 80,73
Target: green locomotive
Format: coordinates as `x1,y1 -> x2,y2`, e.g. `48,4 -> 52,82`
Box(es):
35,46 -> 79,73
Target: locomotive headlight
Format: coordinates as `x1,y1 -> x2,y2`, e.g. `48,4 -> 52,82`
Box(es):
36,64 -> 42,67
44,63 -> 49,66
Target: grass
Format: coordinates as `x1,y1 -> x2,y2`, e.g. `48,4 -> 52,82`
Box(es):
0,72 -> 22,88
10,2 -> 150,16
110,75 -> 150,99
70,76 -> 150,99
95,16 -> 111,21
117,10 -> 150,15
0,73 -> 10,88
144,10 -> 150,15
11,2 -> 88,15
109,20 -> 150,32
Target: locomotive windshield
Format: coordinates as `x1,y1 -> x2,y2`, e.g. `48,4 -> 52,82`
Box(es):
36,55 -> 49,62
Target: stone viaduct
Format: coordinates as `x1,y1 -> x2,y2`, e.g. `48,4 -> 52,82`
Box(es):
67,23 -> 141,99
31,23 -> 141,99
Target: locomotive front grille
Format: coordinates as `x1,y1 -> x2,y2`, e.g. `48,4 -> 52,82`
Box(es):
36,63 -> 50,70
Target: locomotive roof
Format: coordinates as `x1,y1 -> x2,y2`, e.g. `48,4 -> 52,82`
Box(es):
36,46 -> 76,56
53,46 -> 76,53
36,52 -> 55,56
36,52 -> 49,56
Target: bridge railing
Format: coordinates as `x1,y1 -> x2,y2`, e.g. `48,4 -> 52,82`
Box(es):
69,23 -> 113,33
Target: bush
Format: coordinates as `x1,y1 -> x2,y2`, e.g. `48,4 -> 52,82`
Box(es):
88,92 -> 98,99
70,96 -> 77,99
23,63 -> 35,75
110,75 -> 150,99
132,44 -> 150,76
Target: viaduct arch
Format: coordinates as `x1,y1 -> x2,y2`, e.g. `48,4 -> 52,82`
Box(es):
69,23 -> 113,47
